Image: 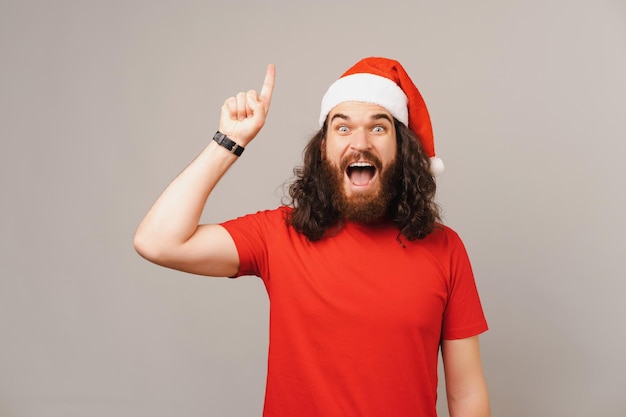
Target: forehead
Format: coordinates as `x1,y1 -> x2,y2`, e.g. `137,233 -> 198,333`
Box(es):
328,101 -> 393,120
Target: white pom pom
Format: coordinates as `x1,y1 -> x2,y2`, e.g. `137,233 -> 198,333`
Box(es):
429,157 -> 445,176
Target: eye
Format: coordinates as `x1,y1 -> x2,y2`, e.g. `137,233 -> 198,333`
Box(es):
337,125 -> 350,133
372,125 -> 386,133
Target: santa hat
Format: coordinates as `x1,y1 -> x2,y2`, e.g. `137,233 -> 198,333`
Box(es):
319,57 -> 444,175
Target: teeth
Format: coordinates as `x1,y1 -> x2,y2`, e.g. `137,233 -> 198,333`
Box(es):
349,162 -> 374,168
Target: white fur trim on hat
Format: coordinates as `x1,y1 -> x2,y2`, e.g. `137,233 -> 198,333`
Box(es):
319,73 -> 408,126
429,157 -> 445,176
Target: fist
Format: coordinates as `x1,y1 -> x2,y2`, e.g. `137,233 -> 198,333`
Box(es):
219,64 -> 275,147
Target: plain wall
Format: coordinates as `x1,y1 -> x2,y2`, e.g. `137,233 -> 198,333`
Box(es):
1,0 -> 625,416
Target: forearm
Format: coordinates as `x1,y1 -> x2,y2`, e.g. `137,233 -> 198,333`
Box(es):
443,336 -> 491,417
133,140 -> 237,260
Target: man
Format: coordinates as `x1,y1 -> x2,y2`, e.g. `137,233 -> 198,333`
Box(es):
134,57 -> 490,417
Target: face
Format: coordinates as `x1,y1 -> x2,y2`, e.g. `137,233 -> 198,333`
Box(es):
322,101 -> 400,222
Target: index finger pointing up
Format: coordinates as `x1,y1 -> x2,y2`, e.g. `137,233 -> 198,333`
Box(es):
259,64 -> 275,110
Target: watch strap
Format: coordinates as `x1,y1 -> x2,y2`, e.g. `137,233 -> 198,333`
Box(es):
213,131 -> 245,156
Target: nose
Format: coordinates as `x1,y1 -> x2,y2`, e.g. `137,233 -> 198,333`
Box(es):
349,128 -> 372,151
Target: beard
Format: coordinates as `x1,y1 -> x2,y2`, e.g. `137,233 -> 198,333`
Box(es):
321,151 -> 400,224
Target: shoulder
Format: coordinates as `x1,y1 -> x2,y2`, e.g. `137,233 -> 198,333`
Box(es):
220,206 -> 293,240
222,206 -> 291,225
407,224 -> 471,265
421,223 -> 463,247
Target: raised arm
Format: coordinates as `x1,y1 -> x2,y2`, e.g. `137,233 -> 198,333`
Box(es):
133,64 -> 275,277
442,335 -> 491,417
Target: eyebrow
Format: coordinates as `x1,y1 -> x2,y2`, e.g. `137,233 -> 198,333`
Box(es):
330,113 -> 393,124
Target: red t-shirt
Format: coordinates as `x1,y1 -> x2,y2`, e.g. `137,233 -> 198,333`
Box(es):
221,207 -> 487,417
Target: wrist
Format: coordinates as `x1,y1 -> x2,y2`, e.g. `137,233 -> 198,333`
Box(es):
212,131 -> 245,156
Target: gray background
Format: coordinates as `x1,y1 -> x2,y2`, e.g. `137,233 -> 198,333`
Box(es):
1,0 -> 624,416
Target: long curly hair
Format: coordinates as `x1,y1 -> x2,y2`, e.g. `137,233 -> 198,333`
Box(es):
285,118 -> 441,241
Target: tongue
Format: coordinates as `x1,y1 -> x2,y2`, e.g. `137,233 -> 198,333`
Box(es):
350,168 -> 373,186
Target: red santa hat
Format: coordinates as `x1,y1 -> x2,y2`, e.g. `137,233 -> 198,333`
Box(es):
319,57 -> 444,175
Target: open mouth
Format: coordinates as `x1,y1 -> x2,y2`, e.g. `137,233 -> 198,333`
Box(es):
346,162 -> 377,186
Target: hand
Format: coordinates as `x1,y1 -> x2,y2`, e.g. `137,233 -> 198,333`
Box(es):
219,64 -> 275,147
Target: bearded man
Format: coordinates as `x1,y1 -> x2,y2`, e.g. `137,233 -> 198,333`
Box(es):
134,57 -> 491,417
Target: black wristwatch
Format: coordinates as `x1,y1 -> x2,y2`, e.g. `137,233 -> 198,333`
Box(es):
213,131 -> 245,156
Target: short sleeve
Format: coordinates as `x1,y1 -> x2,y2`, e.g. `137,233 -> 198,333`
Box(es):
220,208 -> 287,279
441,232 -> 488,340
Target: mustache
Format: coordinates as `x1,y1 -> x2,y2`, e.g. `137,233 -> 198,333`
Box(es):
339,151 -> 383,172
